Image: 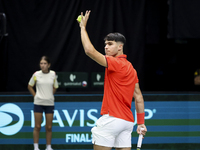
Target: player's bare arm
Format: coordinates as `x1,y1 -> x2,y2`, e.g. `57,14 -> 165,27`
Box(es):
53,87 -> 57,94
133,83 -> 144,113
28,84 -> 36,97
78,10 -> 107,67
133,83 -> 147,136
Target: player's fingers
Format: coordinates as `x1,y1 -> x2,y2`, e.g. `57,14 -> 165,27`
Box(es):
142,131 -> 146,136
137,128 -> 141,134
87,11 -> 91,19
142,128 -> 147,136
85,10 -> 91,19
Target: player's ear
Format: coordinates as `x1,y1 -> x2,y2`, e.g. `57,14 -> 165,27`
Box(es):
118,43 -> 123,51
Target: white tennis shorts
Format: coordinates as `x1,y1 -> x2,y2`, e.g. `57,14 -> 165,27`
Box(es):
91,114 -> 134,148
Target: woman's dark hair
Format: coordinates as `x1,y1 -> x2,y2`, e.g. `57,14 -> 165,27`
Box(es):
40,56 -> 51,64
104,32 -> 126,44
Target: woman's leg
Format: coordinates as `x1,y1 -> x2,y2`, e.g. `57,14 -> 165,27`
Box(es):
45,113 -> 53,145
33,112 -> 43,144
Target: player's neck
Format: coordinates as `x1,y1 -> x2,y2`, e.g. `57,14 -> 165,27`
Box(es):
114,51 -> 123,57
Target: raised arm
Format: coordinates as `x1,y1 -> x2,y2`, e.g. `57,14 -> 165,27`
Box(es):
78,10 -> 107,67
133,83 -> 147,136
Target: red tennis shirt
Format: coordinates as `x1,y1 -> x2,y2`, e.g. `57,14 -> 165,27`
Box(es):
101,54 -> 139,122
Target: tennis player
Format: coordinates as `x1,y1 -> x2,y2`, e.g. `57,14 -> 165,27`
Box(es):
28,56 -> 59,150
77,10 -> 147,150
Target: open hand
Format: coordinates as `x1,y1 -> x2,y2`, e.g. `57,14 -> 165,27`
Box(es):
77,10 -> 91,29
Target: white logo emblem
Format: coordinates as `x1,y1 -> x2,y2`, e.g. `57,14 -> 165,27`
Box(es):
96,74 -> 101,81
0,103 -> 24,135
69,74 -> 76,82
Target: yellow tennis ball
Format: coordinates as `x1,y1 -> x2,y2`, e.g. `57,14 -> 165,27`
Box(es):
77,15 -> 82,23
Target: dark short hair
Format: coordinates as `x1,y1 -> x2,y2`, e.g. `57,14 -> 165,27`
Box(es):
104,33 -> 126,44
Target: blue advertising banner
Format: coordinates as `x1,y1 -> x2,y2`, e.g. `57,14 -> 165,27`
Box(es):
0,100 -> 200,145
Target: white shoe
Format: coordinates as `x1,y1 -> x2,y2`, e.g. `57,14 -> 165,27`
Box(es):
45,149 -> 53,150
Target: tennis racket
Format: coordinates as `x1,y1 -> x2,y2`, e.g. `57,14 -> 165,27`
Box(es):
137,127 -> 144,150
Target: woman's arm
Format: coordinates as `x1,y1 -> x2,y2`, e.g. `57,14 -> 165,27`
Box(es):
53,87 -> 57,94
28,84 -> 36,97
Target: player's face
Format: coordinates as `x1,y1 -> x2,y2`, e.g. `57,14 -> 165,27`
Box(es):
40,59 -> 50,73
104,40 -> 121,57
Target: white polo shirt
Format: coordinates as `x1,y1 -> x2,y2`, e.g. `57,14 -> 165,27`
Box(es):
28,70 -> 59,106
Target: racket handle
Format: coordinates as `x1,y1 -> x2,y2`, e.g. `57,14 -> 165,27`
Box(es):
137,127 -> 144,148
